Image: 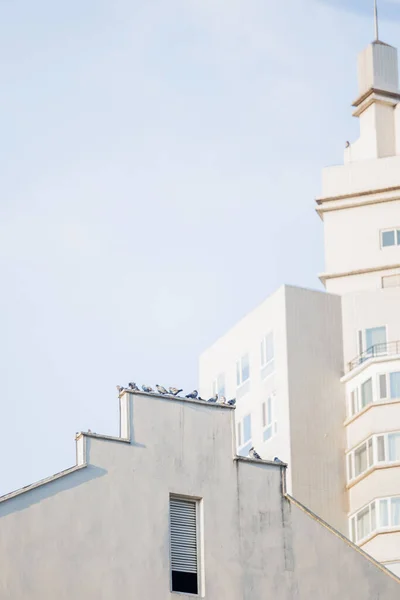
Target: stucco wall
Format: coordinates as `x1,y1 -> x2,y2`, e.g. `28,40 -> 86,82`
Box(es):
285,286 -> 347,533
0,393 -> 398,599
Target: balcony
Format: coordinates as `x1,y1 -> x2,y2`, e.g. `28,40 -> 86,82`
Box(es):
348,341 -> 400,373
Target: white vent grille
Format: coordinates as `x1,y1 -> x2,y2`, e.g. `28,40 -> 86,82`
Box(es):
170,498 -> 197,574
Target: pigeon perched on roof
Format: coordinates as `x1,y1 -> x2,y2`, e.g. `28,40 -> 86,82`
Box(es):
142,385 -> 153,393
345,141 -> 350,148
156,385 -> 168,395
274,456 -> 284,464
185,390 -> 198,399
249,447 -> 262,460
219,395 -> 227,404
227,398 -> 236,406
169,387 -> 183,396
207,394 -> 218,403
128,382 -> 139,391
116,385 -> 125,394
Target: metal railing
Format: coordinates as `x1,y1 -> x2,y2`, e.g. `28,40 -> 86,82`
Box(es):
348,341 -> 400,372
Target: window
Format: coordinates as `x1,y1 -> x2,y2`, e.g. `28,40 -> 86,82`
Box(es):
360,378 -> 373,409
347,431 -> 400,482
212,373 -> 225,398
381,228 -> 400,248
260,332 -> 274,378
378,371 -> 400,400
237,414 -> 252,456
262,394 -> 276,442
382,274 -> 400,288
236,354 -> 250,387
350,496 -> 400,544
170,497 -> 199,595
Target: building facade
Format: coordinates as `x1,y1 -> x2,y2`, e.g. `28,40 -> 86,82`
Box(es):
199,36 -> 400,574
0,390 -> 399,598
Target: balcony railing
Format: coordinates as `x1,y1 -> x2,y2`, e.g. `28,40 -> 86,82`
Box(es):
348,341 -> 400,372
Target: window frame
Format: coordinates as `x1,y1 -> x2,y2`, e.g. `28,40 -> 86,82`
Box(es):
349,495 -> 400,544
357,326 -> 388,358
260,332 -> 274,379
236,353 -> 250,387
212,373 -> 226,399
381,228 -> 400,249
169,495 -> 202,596
347,431 -> 400,482
237,414 -> 252,457
262,393 -> 277,442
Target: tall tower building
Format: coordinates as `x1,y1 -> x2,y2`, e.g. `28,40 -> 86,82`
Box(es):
199,24 -> 400,575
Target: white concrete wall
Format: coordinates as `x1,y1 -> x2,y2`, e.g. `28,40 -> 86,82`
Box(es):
349,468 -> 400,513
0,392 -> 399,599
320,155 -> 400,199
199,285 -> 292,482
341,288 -> 400,368
285,286 -> 346,533
326,268 -> 400,295
322,200 -> 400,282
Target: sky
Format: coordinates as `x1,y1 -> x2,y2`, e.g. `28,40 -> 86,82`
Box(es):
1,0 -> 400,496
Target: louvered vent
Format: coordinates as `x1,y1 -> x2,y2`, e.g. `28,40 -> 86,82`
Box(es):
170,497 -> 198,594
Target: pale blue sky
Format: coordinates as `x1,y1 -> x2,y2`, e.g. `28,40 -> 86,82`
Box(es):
1,0 -> 400,495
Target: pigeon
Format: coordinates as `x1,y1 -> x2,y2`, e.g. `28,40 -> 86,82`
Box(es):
116,385 -> 125,394
249,447 -> 262,460
345,140 -> 350,148
207,394 -> 218,403
156,385 -> 168,395
142,385 -> 153,393
227,398 -> 236,406
219,395 -> 227,404
185,390 -> 198,399
169,387 -> 183,396
128,382 -> 140,391
274,456 -> 284,464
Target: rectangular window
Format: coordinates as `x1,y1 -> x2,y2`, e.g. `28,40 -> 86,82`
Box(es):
390,372 -> 400,399
354,443 -> 368,477
212,373 -> 225,398
347,454 -> 354,481
236,354 -> 250,386
356,507 -> 371,541
388,433 -> 400,462
380,499 -> 389,527
350,389 -> 358,416
381,229 -> 400,248
261,332 -> 274,378
361,378 -> 373,409
382,230 -> 396,247
263,395 -> 275,442
379,374 -> 388,400
243,414 -> 252,444
377,435 -> 386,462
170,497 -> 199,595
391,498 -> 400,527
365,326 -> 387,355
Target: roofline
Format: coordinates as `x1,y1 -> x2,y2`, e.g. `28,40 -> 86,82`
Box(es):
286,493 -> 400,584
120,389 -> 235,409
319,262 -> 400,284
0,464 -> 87,505
316,185 -> 400,205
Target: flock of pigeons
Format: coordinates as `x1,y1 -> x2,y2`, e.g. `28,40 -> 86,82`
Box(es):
116,383 -> 236,406
116,382 -> 283,464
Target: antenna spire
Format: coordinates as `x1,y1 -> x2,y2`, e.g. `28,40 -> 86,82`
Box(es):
374,0 -> 379,41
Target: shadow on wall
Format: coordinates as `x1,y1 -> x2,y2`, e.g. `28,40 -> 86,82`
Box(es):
0,465 -> 107,519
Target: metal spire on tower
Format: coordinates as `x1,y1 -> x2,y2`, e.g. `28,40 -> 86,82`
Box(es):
374,0 -> 379,41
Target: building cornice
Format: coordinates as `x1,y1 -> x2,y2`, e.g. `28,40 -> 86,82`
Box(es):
316,185 -> 400,205
352,87 -> 400,108
319,263 -> 400,284
343,398 -> 400,428
0,464 -> 87,505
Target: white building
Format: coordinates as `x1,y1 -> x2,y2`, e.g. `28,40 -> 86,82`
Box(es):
0,390 -> 399,598
199,33 -> 400,575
